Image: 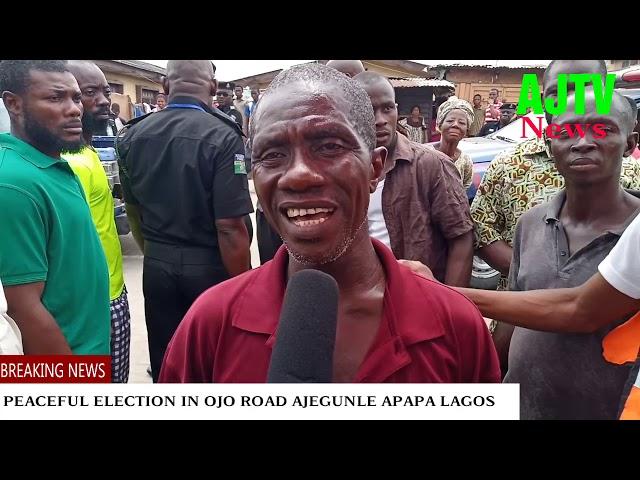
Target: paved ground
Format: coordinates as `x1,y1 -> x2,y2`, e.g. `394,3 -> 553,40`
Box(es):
123,181 -> 260,383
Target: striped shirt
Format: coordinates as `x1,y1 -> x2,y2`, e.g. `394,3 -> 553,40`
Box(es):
485,101 -> 502,123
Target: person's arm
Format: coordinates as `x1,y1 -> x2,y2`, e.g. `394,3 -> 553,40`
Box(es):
425,152 -> 474,286
444,231 -> 473,287
462,210 -> 640,333
4,283 -> 72,354
461,155 -> 473,190
457,273 -> 640,334
398,262 -> 640,334
0,187 -> 71,353
476,241 -> 512,276
211,132 -> 254,276
470,151 -> 511,273
215,217 -> 251,277
116,143 -> 145,253
124,203 -> 145,253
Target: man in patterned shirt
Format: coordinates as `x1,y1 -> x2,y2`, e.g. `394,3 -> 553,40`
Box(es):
470,60 -> 640,368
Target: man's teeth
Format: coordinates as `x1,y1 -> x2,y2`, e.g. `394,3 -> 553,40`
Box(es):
286,207 -> 334,218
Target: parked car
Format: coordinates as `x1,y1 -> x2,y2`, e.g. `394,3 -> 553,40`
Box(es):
615,66 -> 640,89
92,136 -> 130,235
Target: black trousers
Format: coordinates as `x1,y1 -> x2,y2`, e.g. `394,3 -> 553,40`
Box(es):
256,209 -> 283,265
143,242 -> 229,382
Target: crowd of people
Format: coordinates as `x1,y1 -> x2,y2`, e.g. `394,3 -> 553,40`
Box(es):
0,59 -> 639,420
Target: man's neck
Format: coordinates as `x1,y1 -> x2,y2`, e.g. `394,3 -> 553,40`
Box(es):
563,177 -> 630,223
169,92 -> 210,108
287,227 -> 385,295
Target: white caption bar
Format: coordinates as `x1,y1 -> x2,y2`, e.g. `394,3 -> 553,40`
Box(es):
0,384 -> 519,420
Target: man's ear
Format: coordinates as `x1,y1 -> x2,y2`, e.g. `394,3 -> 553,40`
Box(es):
211,79 -> 218,97
623,131 -> 639,157
162,76 -> 169,97
2,91 -> 23,117
369,146 -> 387,193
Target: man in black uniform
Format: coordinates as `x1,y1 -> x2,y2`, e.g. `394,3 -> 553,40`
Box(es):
478,102 -> 518,136
116,60 -> 253,382
216,81 -> 243,129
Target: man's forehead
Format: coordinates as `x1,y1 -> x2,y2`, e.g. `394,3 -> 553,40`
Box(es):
556,95 -> 628,126
29,70 -> 79,91
254,85 -> 354,133
545,61 -> 603,86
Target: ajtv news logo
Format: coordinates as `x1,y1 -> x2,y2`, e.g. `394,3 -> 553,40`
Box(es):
517,73 -> 616,139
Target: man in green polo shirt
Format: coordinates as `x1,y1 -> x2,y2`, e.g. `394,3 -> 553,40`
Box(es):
64,61 -> 130,382
0,60 -> 110,355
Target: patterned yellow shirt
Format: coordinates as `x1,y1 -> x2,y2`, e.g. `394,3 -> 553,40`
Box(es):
470,135 -> 640,287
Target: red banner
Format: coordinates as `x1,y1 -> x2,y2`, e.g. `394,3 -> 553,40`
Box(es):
0,356 -> 111,383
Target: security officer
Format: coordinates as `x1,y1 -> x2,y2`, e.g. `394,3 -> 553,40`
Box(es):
478,102 -> 518,136
216,81 -> 244,128
116,60 -> 253,382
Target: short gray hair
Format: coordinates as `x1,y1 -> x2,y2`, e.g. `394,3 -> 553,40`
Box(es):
250,62 -> 376,151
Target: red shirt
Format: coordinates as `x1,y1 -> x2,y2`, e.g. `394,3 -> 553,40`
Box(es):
159,239 -> 501,383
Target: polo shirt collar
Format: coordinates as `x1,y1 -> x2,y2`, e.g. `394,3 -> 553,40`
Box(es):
231,238 -> 446,381
544,189 -> 640,236
0,132 -> 62,168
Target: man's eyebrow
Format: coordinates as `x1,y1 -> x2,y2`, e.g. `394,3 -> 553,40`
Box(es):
305,124 -> 355,138
252,130 -> 289,150
45,86 -> 77,94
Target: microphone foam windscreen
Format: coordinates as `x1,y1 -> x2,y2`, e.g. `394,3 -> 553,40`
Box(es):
267,269 -> 339,383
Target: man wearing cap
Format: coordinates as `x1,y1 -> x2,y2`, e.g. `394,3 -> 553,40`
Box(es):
478,102 -> 517,136
216,81 -> 243,129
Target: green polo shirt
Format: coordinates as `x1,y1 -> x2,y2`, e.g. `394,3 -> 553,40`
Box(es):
0,133 -> 110,354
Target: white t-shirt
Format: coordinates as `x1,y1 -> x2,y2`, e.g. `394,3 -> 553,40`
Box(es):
599,211 -> 640,299
367,179 -> 391,248
0,279 -> 24,354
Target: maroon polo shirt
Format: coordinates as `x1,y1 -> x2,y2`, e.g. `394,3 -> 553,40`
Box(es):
159,239 -> 500,383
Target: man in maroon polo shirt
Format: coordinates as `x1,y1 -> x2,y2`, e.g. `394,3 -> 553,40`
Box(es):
159,63 -> 500,383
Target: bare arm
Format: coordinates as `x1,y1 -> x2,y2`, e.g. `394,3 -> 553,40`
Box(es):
457,273 -> 640,334
444,231 -> 473,287
216,216 -> 251,277
5,282 -> 72,354
124,203 -> 145,254
476,240 -> 513,276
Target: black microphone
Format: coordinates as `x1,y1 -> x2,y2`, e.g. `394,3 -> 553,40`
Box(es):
267,269 -> 339,383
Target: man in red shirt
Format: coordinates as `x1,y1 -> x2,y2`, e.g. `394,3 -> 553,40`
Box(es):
159,63 -> 500,383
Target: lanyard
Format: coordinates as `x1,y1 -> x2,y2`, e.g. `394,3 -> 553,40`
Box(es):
166,103 -> 207,113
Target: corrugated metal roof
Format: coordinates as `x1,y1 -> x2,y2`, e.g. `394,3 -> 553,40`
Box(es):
416,60 -> 550,70
389,77 -> 454,88
114,60 -> 166,75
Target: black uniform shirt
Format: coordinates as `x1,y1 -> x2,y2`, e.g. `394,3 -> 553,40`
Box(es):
117,96 -> 253,249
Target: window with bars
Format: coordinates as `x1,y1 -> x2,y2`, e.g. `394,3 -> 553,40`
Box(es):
140,88 -> 159,105
108,83 -> 124,94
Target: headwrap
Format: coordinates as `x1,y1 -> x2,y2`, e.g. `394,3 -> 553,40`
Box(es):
436,96 -> 475,131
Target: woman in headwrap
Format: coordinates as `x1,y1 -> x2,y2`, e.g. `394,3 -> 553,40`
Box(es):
428,96 -> 474,190
398,105 -> 427,143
